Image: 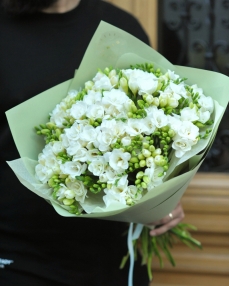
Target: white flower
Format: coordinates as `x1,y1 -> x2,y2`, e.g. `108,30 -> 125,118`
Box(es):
177,121 -> 199,141
125,118 -> 148,136
167,69 -> 179,80
88,157 -> 106,176
126,185 -> 142,202
191,84 -> 204,96
101,119 -> 126,138
86,103 -> 105,120
102,89 -> 130,113
66,178 -> 87,203
94,126 -> 116,152
93,73 -> 112,91
83,90 -> 102,105
137,74 -> 158,95
180,107 -> 199,122
121,136 -> 132,146
104,149 -> 131,172
60,161 -> 87,177
66,141 -> 81,157
51,141 -> 65,155
147,106 -> 168,128
35,164 -> 53,184
198,94 -> 214,113
165,82 -> 187,99
123,69 -> 158,95
64,122 -> 82,142
72,147 -> 88,162
103,187 -> 127,207
167,115 -> 182,133
197,107 -> 211,123
49,102 -> 68,128
69,101 -> 87,119
172,137 -> 195,158
99,166 -> 117,184
79,125 -> 98,144
141,116 -> 156,135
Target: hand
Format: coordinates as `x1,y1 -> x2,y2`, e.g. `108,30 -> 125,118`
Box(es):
146,202 -> 185,236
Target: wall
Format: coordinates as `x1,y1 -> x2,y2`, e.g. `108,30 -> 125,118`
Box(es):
104,0 -> 158,49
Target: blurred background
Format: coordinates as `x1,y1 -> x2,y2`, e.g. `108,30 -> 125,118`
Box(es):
105,1 -> 229,285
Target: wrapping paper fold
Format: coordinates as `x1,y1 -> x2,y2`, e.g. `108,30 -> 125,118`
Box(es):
6,21 -> 229,224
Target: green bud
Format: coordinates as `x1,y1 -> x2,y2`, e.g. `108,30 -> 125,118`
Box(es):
134,163 -> 139,169
149,145 -> 155,152
168,129 -> 176,138
195,121 -> 206,128
141,182 -> 147,189
139,160 -> 146,167
63,199 -> 74,206
40,129 -> 50,135
46,122 -> 56,130
137,100 -> 145,109
130,157 -> 139,163
138,153 -> 145,160
120,77 -> 129,94
142,142 -> 150,149
143,176 -> 150,184
142,149 -> 151,158
136,171 -> 144,179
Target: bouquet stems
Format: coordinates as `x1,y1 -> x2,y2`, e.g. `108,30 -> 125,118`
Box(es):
120,223 -> 202,281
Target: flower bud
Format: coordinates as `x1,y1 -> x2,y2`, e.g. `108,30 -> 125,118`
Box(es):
136,171 -> 144,179
139,160 -> 146,167
63,198 -> 75,206
120,77 -> 129,94
130,157 -> 139,163
85,80 -> 94,90
141,182 -> 147,189
154,155 -> 167,166
142,149 -> 151,158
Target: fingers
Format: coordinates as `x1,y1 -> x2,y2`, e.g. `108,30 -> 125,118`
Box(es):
146,202 -> 185,236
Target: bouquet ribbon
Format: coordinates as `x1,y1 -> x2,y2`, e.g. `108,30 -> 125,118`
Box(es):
127,223 -> 144,286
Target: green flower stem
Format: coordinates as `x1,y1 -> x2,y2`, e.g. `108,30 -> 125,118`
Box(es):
120,223 -> 202,281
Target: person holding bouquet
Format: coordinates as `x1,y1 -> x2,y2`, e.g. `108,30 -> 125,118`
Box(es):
0,0 -> 184,285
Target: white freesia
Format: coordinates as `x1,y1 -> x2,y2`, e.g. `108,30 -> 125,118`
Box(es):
147,106 -> 168,128
72,147 -> 88,162
93,73 -> 112,91
66,178 -> 87,203
180,107 -> 199,122
94,126 -> 117,152
86,103 -> 105,120
102,89 -> 130,113
69,101 -> 87,119
166,81 -> 187,99
198,94 -> 214,113
88,157 -> 106,176
35,164 -> 54,184
104,149 -> 131,172
197,107 -> 211,123
51,141 -> 65,155
126,118 -> 148,136
60,161 -> 87,177
172,137 -> 195,158
177,121 -> 199,141
83,90 -> 102,105
49,102 -> 68,128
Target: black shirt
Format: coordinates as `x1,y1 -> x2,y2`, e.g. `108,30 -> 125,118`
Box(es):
0,1 -> 150,285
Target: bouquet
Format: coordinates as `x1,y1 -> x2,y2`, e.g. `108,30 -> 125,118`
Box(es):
6,22 -> 229,284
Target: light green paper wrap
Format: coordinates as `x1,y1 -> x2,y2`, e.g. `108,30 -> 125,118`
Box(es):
5,21 -> 229,224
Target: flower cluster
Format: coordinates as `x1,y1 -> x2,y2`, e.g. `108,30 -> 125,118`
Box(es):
35,63 -> 214,214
